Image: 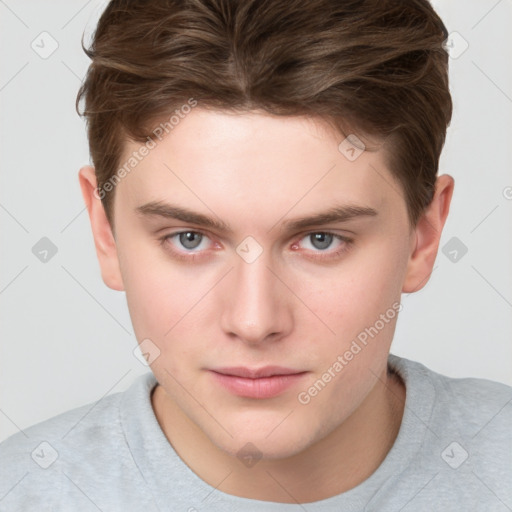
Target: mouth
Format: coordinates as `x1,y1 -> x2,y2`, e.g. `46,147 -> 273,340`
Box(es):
210,365 -> 305,379
208,366 -> 309,399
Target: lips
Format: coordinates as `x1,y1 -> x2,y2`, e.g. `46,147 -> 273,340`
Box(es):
210,365 -> 304,379
208,366 -> 309,399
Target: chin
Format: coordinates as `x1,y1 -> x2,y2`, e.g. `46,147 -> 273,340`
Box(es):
206,422 -> 316,462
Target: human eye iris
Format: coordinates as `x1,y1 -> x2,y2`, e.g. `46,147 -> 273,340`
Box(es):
297,232 -> 353,260
175,231 -> 204,250
159,230 -> 212,261
308,232 -> 335,250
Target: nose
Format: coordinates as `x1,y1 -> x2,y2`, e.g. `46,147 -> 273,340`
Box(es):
219,247 -> 293,346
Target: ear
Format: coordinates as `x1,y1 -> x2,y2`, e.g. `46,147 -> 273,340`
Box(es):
78,165 -> 125,291
402,174 -> 454,293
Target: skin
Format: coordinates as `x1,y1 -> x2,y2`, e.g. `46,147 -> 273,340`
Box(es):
79,108 -> 454,503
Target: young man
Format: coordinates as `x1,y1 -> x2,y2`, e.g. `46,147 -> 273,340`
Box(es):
1,0 -> 511,510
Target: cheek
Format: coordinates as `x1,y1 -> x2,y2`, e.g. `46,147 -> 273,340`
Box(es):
119,245 -> 219,375
306,243 -> 405,346
122,262 -> 205,384
117,239 -> 193,339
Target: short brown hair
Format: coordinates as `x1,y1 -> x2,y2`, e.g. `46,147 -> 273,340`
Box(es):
76,0 -> 452,229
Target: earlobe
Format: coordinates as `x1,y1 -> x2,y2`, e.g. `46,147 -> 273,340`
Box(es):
402,174 -> 455,293
78,165 -> 125,291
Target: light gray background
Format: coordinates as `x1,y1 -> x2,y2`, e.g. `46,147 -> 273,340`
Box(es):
1,0 -> 511,443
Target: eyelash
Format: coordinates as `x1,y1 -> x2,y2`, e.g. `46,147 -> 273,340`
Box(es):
158,230 -> 354,263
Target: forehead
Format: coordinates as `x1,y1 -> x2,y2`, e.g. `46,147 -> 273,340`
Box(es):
116,108 -> 400,224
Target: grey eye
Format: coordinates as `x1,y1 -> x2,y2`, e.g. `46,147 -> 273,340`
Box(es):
309,233 -> 333,250
179,231 -> 203,250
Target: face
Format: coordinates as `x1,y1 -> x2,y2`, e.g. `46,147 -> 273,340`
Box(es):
109,108 -> 416,459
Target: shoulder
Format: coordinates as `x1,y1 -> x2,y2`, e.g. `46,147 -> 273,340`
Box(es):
387,355 -> 512,506
390,353 -> 512,421
427,366 -> 512,455
0,386 -> 123,462
413,357 -> 512,423
0,373 -> 154,509
391,354 -> 512,466
390,353 -> 512,453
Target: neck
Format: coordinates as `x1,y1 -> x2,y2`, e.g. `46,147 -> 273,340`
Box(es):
151,364 -> 406,503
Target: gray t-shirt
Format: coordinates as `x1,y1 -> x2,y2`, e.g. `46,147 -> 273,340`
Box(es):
1,353 -> 511,511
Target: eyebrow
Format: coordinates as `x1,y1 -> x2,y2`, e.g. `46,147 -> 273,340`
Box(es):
135,201 -> 378,233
